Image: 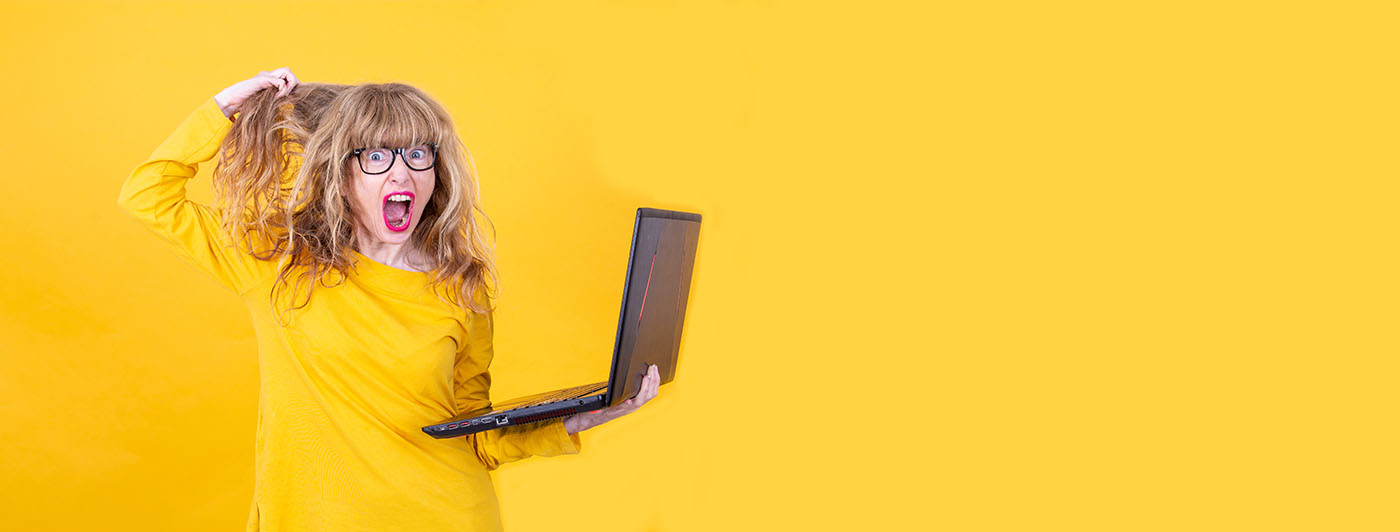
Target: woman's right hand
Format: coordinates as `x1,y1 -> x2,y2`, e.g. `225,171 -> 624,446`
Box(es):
213,67 -> 301,118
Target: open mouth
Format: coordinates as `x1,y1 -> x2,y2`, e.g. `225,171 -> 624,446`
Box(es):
382,191 -> 414,232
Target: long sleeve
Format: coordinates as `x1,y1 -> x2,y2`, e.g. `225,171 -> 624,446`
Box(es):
117,97 -> 272,295
453,308 -> 582,471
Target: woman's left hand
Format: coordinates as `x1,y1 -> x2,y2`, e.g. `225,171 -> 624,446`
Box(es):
563,364 -> 661,434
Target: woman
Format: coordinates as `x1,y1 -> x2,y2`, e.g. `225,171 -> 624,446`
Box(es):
117,68 -> 660,531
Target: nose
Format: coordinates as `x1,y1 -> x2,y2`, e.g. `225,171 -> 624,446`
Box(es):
385,153 -> 412,182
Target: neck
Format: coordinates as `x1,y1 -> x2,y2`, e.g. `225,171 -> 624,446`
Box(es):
354,234 -> 427,272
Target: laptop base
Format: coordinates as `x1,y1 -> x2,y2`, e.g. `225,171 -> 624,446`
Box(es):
423,382 -> 607,438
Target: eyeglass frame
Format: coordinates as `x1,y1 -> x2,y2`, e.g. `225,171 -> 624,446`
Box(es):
350,143 -> 439,175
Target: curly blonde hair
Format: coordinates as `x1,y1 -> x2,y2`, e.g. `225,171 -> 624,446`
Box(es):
210,83 -> 497,323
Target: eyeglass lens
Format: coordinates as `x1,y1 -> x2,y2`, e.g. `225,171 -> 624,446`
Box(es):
360,145 -> 435,174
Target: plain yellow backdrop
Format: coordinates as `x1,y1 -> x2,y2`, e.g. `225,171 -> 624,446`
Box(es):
1,0 -> 1396,530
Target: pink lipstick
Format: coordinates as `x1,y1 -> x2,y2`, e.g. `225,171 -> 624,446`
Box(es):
382,191 -> 415,232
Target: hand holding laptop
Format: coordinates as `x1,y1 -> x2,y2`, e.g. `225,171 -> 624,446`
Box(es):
563,364 -> 660,434
422,209 -> 699,439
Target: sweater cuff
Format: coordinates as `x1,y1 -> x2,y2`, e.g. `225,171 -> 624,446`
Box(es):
199,96 -> 234,125
547,418 -> 582,455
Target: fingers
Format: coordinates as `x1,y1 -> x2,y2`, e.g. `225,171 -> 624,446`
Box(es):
636,364 -> 660,406
259,67 -> 299,99
606,365 -> 663,417
586,365 -> 662,430
255,72 -> 284,96
273,67 -> 300,96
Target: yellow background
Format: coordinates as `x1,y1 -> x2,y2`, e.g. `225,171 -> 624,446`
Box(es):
1,0 -> 1395,530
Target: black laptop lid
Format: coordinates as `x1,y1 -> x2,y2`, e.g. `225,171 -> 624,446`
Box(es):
603,208 -> 702,407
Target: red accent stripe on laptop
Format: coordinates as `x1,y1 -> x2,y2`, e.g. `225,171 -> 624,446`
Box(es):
637,252 -> 656,325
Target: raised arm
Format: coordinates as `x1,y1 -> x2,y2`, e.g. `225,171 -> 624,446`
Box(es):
116,69 -> 300,294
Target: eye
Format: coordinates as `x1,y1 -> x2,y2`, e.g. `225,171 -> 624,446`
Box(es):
368,152 -> 385,161
409,149 -> 426,159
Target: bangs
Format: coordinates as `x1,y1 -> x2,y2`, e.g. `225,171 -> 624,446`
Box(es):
345,90 -> 448,149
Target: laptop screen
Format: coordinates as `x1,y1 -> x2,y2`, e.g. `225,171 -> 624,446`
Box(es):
604,208 -> 701,406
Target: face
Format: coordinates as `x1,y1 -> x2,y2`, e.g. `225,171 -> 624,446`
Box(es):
347,145 -> 437,247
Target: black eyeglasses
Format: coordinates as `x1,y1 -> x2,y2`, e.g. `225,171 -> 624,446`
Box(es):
351,143 -> 438,175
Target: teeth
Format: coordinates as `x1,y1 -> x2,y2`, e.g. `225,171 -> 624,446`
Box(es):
387,193 -> 411,202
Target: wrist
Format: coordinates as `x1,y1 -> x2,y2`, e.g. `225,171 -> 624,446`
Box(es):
564,411 -> 598,434
213,92 -> 234,118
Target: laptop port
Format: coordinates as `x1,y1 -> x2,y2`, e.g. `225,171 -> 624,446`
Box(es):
495,416 -> 508,425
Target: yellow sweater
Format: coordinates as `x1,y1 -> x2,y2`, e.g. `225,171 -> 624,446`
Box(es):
117,96 -> 580,531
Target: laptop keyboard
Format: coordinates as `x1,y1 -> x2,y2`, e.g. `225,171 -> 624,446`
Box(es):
493,382 -> 607,412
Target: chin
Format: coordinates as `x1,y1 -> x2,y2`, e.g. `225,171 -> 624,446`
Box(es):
383,227 -> 415,241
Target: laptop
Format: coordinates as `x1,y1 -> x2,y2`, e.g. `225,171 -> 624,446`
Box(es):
423,207 -> 701,438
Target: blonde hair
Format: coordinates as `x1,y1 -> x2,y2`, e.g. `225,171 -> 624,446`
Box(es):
211,83 -> 497,323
